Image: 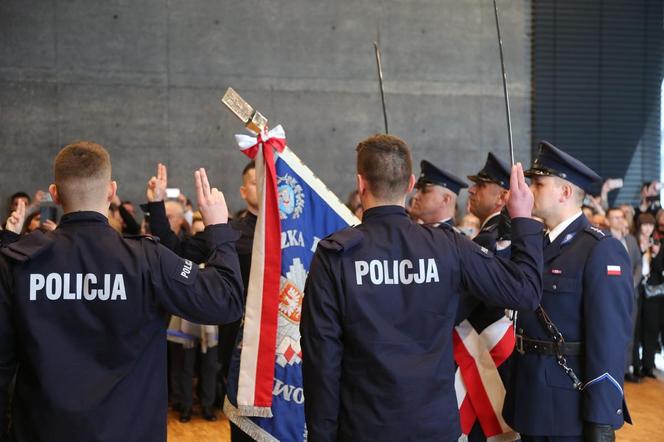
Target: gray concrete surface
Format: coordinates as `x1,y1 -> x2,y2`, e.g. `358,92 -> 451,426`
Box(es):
0,0 -> 531,219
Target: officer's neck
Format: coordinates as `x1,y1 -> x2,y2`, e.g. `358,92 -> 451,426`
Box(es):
361,194 -> 405,211
62,204 -> 110,219
544,205 -> 581,231
421,207 -> 454,224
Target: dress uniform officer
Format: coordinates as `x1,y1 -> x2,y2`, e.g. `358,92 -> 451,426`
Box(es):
467,152 -> 511,251
301,134 -> 544,442
455,152 -> 517,441
0,142 -> 244,442
503,141 -> 633,442
410,160 -> 468,226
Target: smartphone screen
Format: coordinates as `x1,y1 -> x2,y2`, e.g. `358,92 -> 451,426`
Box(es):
39,206 -> 58,224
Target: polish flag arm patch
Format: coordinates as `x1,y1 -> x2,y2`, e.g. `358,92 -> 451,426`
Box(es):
607,265 -> 621,276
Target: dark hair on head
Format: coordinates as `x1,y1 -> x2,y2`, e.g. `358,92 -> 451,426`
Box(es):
22,211 -> 40,234
54,141 -> 111,206
243,160 -> 256,176
636,212 -> 655,230
10,192 -> 30,205
356,134 -> 413,201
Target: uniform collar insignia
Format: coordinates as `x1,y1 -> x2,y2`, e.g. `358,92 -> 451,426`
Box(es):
560,232 -> 576,245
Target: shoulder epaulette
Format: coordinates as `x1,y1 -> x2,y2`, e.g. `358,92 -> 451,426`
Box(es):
318,227 -> 363,253
584,225 -> 608,241
1,230 -> 55,262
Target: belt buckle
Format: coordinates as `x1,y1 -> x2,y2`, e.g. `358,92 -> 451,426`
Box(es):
515,334 -> 525,355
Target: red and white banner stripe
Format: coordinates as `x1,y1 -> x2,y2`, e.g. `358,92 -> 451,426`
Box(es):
453,317 -> 518,441
235,126 -> 286,416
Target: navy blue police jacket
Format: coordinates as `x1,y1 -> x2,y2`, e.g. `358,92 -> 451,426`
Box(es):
300,205 -> 544,442
0,231 -> 19,249
503,214 -> 633,436
0,211 -> 244,442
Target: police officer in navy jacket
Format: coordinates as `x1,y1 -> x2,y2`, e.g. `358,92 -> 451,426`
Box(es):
467,152 -> 511,251
0,141 -> 244,442
409,160 -> 467,227
301,134 -> 544,442
503,141 -> 633,442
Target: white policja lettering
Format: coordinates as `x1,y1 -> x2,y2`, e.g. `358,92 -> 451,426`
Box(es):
28,273 -> 127,301
354,259 -> 439,286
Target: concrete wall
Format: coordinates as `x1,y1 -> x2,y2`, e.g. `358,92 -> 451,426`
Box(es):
0,0 -> 531,218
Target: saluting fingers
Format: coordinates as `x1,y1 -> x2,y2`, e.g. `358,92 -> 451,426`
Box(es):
199,168 -> 211,200
516,162 -> 526,191
194,170 -> 205,205
510,164 -> 518,191
160,163 -> 168,183
16,199 -> 26,219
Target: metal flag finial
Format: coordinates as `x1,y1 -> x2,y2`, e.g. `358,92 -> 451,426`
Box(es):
221,87 -> 268,134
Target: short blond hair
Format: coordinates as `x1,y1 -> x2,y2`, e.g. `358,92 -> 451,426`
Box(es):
54,141 -> 111,207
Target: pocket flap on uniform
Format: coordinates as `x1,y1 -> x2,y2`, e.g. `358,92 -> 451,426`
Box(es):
542,274 -> 578,293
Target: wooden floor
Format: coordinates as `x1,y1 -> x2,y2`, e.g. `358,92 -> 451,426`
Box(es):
167,370 -> 664,441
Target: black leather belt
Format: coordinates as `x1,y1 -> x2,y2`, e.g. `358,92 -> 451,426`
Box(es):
515,334 -> 584,356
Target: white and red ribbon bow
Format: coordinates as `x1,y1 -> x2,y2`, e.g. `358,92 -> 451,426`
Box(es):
235,125 -> 286,159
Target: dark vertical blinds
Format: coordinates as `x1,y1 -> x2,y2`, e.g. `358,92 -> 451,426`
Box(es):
532,0 -> 663,205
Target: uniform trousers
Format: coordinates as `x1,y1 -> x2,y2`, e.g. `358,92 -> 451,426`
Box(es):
180,346 -> 220,409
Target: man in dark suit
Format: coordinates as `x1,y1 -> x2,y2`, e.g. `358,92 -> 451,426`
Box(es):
503,141 -> 633,442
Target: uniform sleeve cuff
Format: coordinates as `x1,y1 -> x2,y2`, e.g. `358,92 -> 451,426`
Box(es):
511,217 -> 545,237
147,201 -> 166,217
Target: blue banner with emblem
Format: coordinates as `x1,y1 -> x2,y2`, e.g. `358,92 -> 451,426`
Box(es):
224,144 -> 359,441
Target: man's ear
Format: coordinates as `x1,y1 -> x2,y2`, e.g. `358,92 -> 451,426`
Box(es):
559,182 -> 575,203
406,174 -> 416,193
49,184 -> 61,206
108,181 -> 118,203
357,174 -> 366,196
239,184 -> 248,201
500,189 -> 510,206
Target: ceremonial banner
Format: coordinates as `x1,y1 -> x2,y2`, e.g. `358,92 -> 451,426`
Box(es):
453,315 -> 518,442
224,125 -> 359,441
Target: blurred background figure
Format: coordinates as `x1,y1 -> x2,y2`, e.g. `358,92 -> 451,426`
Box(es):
458,213 -> 480,238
